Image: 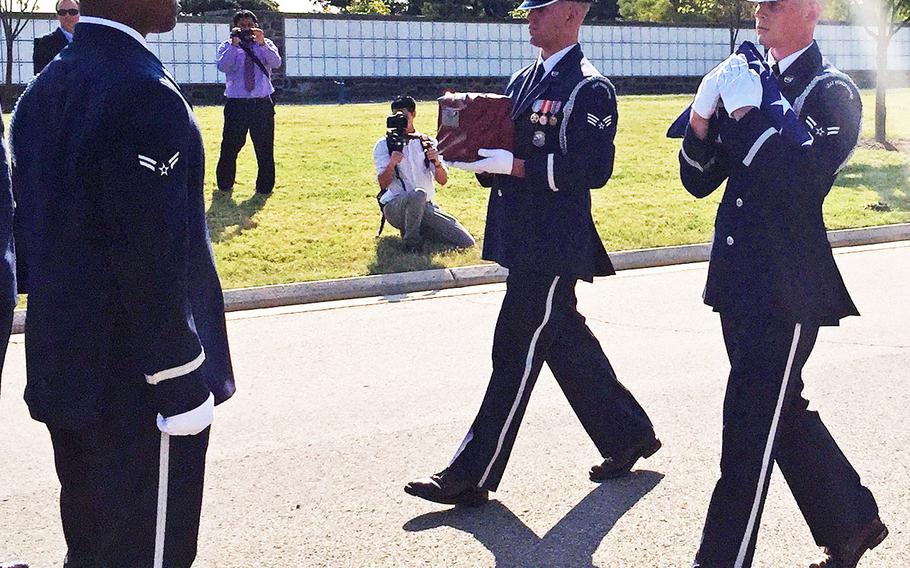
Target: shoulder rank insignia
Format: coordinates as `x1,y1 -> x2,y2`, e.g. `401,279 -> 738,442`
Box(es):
586,113 -> 613,130
138,152 -> 181,177
805,116 -> 839,138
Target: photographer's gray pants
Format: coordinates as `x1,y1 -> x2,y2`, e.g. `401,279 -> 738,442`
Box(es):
382,190 -> 475,249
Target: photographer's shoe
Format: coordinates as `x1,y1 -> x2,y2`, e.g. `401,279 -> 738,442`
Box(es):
809,518 -> 888,568
405,474 -> 488,507
1,561 -> 29,568
590,436 -> 661,481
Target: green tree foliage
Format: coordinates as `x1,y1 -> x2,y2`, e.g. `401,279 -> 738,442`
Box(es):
618,0 -> 679,21
320,0 -> 620,19
320,0 -> 417,14
823,0 -> 852,21
620,0 -> 745,50
180,0 -> 279,15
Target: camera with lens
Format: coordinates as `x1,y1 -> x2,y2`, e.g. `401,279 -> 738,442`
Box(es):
385,111 -> 410,153
231,28 -> 255,43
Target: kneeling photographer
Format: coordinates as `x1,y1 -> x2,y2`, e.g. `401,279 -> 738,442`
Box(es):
215,9 -> 281,195
373,96 -> 475,252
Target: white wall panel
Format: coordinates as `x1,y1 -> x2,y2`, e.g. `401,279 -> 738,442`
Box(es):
2,16 -> 907,85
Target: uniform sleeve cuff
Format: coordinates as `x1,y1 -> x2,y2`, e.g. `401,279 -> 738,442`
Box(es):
145,348 -> 206,385
681,124 -> 716,171
524,154 -> 558,191
719,109 -> 780,167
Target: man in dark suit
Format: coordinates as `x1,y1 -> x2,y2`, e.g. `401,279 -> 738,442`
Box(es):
11,0 -> 235,565
679,0 -> 886,566
32,0 -> 79,75
405,0 -> 659,507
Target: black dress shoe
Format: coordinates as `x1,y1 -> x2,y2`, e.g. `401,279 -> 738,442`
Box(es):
809,517 -> 888,568
1,561 -> 29,568
589,437 -> 662,482
404,475 -> 489,507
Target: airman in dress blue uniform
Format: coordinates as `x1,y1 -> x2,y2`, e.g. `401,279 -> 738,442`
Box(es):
10,1 -> 234,565
0,107 -> 14,396
405,0 -> 659,507
679,0 -> 887,565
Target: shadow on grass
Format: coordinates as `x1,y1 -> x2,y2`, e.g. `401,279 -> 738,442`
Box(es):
839,144 -> 910,212
205,191 -> 271,243
367,235 -> 449,275
402,470 -> 664,568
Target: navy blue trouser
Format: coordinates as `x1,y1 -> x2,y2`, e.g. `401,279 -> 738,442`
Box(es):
0,304 -> 14,397
216,97 -> 275,194
48,395 -> 210,568
694,314 -> 879,568
445,270 -> 656,492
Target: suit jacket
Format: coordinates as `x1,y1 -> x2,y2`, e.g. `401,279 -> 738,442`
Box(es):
11,22 -> 235,428
482,44 -> 616,282
33,27 -> 69,75
679,41 -> 860,325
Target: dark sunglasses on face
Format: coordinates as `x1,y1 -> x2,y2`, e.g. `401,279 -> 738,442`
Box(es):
57,8 -> 79,16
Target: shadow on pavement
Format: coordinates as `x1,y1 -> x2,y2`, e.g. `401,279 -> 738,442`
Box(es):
206,191 -> 271,243
402,470 -> 664,568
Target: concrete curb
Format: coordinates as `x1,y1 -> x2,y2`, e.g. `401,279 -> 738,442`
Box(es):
10,223 -> 910,334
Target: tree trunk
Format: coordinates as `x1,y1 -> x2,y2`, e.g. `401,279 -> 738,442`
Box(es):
874,30 -> 889,143
5,35 -> 13,86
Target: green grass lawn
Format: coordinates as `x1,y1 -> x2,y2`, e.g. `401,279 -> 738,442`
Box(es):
193,89 -> 909,288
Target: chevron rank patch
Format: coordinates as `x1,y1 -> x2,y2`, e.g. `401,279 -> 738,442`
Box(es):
138,152 -> 180,177
805,116 -> 840,139
586,113 -> 613,130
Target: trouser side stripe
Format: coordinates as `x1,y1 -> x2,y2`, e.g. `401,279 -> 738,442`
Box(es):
154,432 -> 170,568
733,323 -> 801,568
478,276 -> 560,487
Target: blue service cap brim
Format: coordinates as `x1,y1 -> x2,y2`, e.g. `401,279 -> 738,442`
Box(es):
518,0 -> 591,8
518,0 -> 561,7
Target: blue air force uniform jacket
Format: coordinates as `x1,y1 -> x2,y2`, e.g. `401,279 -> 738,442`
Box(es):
482,44 -> 616,282
10,23 -> 235,428
679,42 -> 860,325
0,108 -> 14,314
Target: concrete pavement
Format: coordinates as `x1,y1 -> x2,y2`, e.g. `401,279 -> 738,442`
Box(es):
1,242 -> 907,567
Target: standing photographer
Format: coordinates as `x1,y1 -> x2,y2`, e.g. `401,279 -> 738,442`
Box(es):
373,95 -> 475,252
215,9 -> 281,195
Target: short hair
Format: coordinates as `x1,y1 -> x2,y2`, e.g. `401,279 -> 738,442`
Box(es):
391,95 -> 416,114
233,9 -> 258,26
56,0 -> 79,10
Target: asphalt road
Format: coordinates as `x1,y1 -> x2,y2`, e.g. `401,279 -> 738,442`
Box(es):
1,242 -> 907,567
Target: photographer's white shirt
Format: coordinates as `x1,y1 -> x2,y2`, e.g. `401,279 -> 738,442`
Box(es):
373,136 -> 443,205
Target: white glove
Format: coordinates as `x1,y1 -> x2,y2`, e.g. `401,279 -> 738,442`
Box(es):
691,59 -> 728,119
717,55 -> 762,117
691,54 -> 745,119
157,393 -> 214,436
448,148 -> 515,175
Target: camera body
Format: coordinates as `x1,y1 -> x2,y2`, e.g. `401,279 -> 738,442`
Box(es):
385,111 -> 410,153
231,28 -> 255,43
386,110 -> 433,167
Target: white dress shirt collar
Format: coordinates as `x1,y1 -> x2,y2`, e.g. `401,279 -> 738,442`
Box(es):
60,27 -> 74,42
77,16 -> 151,54
768,42 -> 813,75
537,42 -> 578,75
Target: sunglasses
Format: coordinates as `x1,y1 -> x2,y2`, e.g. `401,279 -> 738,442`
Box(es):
57,8 -> 79,16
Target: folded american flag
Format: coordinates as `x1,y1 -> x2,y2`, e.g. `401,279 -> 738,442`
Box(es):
666,41 -> 813,147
